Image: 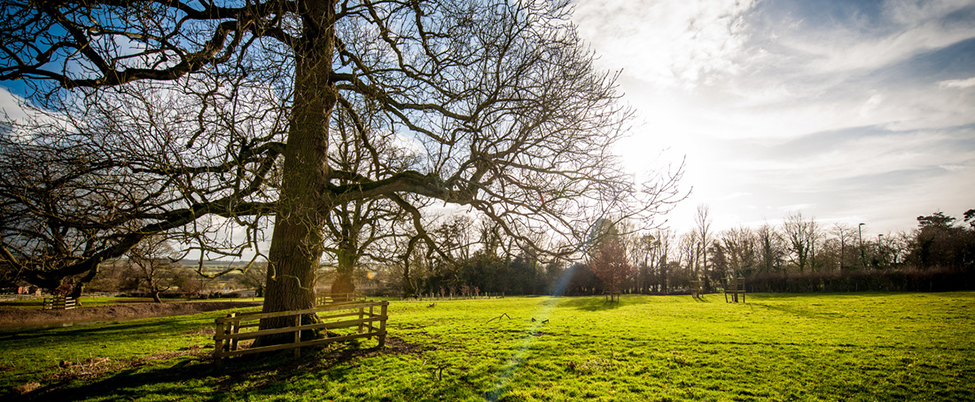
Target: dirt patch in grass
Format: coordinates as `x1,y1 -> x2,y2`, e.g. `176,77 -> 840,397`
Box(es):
0,301 -> 261,329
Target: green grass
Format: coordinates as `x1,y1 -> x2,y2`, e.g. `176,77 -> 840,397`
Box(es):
2,293 -> 974,401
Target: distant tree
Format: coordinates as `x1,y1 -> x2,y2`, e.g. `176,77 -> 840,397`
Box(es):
322,107 -> 421,298
233,262 -> 268,297
564,262 -> 600,295
757,223 -> 784,274
908,210 -> 975,269
917,212 -> 955,229
128,235 -> 182,303
831,223 -> 856,270
629,232 -> 658,294
720,226 -> 757,278
783,212 -> 818,273
589,226 -> 633,301
677,231 -> 700,281
653,229 -> 676,294
695,204 -> 714,289
708,242 -> 729,286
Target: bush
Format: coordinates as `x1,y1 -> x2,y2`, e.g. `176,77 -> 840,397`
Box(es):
747,267 -> 975,293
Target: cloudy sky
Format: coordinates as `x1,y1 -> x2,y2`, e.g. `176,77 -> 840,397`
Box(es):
1,0 -> 971,242
571,0 -> 975,236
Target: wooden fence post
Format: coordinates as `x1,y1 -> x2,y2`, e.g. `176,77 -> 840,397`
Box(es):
230,312 -> 239,351
293,314 -> 301,359
358,305 -> 364,333
214,316 -> 229,369
378,301 -> 388,347
368,305 -> 375,333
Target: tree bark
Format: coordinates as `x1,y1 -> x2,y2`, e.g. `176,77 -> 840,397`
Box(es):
258,1 -> 338,342
329,221 -> 360,300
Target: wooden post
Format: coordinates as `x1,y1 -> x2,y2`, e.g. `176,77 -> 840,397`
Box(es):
230,312 -> 239,351
214,317 -> 227,369
378,301 -> 388,347
358,305 -> 364,333
293,314 -> 301,358
368,304 -> 375,333
738,277 -> 746,303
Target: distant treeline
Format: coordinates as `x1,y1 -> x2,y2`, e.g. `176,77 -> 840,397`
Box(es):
747,268 -> 975,293
367,208 -> 975,296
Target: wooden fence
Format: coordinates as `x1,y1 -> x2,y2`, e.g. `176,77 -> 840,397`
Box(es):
213,300 -> 388,367
401,291 -> 505,301
315,293 -> 365,305
724,277 -> 746,303
42,296 -> 77,310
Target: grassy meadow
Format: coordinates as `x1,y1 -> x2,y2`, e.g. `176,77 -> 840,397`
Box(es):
1,292 -> 973,401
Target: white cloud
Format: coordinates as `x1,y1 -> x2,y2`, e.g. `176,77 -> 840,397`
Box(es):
885,0 -> 975,26
757,0 -> 975,75
577,0 -> 975,235
572,0 -> 758,88
0,87 -> 30,122
939,77 -> 975,88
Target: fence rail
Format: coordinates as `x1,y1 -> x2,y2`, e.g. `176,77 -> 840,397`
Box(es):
315,293 -> 365,305
213,300 -> 388,367
42,296 -> 76,310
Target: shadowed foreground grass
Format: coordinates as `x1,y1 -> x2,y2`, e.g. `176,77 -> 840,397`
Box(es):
2,292 -> 973,401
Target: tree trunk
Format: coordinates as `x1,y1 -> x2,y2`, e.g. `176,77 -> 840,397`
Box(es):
330,236 -> 358,300
401,263 -> 415,298
151,291 -> 162,303
257,1 -> 338,345
68,262 -> 99,305
331,272 -> 354,301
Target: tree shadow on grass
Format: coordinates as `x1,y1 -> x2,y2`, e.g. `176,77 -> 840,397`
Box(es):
9,336 -> 430,402
557,296 -> 623,312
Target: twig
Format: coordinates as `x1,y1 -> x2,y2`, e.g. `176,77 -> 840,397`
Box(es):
486,313 -> 511,323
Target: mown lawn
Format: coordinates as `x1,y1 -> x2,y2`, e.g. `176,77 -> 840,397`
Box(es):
2,292 -> 973,401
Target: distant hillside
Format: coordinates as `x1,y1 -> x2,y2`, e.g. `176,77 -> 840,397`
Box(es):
177,260 -> 257,268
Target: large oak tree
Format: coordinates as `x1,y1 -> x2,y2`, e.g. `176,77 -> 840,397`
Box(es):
1,0 -> 682,336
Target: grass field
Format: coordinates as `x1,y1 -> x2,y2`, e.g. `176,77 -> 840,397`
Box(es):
2,292 -> 973,401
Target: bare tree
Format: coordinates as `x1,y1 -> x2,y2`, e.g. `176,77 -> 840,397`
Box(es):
628,232 -> 657,294
695,204 -> 713,290
832,223 -> 855,271
653,228 -> 675,294
128,235 -> 181,303
678,231 -> 700,288
0,1 -> 682,340
720,226 -> 757,278
233,262 -> 269,297
783,212 -> 818,273
757,222 -> 784,274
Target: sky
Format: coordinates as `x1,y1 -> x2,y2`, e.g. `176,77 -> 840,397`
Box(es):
1,0 -> 972,244
571,0 -> 975,236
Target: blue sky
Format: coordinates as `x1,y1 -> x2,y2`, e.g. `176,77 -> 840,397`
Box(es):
572,0 -> 975,235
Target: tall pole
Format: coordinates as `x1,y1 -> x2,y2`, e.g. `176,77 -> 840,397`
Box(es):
840,228 -> 845,271
858,223 -> 865,269
878,234 -> 884,268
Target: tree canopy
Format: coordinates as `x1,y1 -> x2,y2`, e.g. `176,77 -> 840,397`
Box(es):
0,0 -> 682,324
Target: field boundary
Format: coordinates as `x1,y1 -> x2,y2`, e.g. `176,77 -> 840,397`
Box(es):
42,296 -> 77,310
213,300 -> 388,367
